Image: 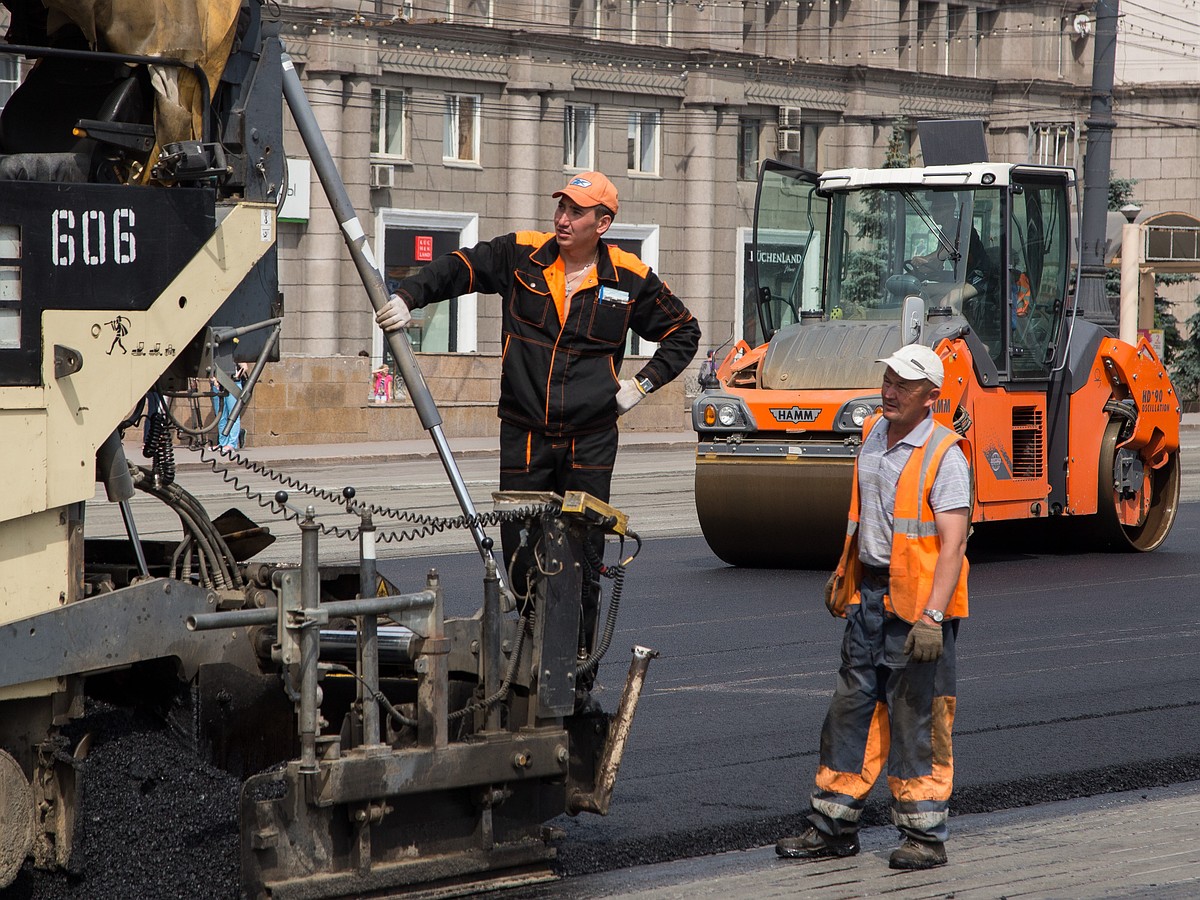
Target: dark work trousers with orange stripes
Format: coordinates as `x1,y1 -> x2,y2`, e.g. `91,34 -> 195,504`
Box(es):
498,421 -> 618,687
807,571 -> 958,844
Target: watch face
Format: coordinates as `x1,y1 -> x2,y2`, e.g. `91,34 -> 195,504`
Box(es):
927,610 -> 943,622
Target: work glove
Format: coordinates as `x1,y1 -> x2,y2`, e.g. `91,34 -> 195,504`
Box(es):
823,571 -> 843,617
615,379 -> 646,415
903,619 -> 944,663
376,293 -> 413,332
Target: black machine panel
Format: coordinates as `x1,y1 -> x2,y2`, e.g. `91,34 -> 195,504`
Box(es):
0,181 -> 216,384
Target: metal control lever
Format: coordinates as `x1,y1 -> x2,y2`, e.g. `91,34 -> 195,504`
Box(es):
280,50 -> 508,599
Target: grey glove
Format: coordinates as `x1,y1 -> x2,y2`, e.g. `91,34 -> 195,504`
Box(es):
903,619 -> 944,663
376,293 -> 413,332
615,379 -> 646,415
823,572 -> 842,617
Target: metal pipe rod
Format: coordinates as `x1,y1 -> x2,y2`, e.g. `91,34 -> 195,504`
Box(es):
279,50 -> 506,593
186,591 -> 437,632
222,323 -> 280,438
298,509 -> 320,773
568,646 -> 658,816
320,628 -> 415,666
358,511 -> 381,745
481,557 -> 503,732
118,500 -> 150,579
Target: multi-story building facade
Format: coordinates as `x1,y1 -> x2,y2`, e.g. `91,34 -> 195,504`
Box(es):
2,2 -> 1196,443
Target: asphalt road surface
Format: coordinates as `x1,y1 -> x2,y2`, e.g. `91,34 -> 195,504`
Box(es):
375,507 -> 1200,880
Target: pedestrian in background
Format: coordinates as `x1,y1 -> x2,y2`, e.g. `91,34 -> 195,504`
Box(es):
376,171 -> 700,707
776,343 -> 970,870
211,363 -> 248,449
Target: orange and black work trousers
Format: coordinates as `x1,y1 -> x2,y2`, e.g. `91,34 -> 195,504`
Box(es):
807,572 -> 959,844
498,422 -> 618,684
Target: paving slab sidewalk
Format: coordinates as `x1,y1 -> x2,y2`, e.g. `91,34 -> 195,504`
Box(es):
550,781 -> 1200,899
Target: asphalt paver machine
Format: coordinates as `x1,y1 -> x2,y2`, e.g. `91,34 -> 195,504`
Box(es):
0,2 -> 654,896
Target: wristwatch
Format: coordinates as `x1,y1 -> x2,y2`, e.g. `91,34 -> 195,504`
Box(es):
636,376 -> 654,395
923,608 -> 944,623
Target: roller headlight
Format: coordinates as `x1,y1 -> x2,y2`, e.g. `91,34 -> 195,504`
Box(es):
835,396 -> 882,433
692,393 -> 757,433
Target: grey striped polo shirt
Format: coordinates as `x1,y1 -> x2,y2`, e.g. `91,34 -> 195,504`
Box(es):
857,415 -> 971,568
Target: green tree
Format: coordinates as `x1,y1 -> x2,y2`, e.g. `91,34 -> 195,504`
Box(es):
1168,294 -> 1200,402
840,118 -> 912,308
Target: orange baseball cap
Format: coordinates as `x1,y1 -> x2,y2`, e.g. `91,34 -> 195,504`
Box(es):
553,171 -> 619,215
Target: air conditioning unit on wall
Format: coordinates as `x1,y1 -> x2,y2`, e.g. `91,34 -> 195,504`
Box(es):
778,129 -> 802,153
778,106 -> 802,129
370,163 -> 395,189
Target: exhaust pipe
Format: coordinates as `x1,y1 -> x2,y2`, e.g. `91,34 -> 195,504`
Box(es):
568,645 -> 658,815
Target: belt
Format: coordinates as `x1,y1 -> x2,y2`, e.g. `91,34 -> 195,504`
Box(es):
860,564 -> 890,585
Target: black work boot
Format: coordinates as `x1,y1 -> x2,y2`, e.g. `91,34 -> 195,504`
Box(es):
775,826 -> 859,860
888,837 -> 947,870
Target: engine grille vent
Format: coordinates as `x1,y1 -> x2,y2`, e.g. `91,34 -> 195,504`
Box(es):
1011,406 -> 1044,479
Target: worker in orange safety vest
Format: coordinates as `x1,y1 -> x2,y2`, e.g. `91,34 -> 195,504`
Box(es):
776,343 -> 971,871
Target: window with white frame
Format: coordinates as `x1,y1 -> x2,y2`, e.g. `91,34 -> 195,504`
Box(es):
1030,122 -> 1076,168
564,104 -> 596,170
443,94 -> 481,164
376,209 -> 480,357
605,223 -> 660,356
627,110 -> 660,175
371,88 -> 407,159
0,57 -> 19,112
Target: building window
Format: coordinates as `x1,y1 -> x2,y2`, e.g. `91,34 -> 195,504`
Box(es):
371,88 -> 407,159
443,94 -> 480,164
738,118 -> 762,182
1030,122 -> 1076,167
627,110 -> 659,175
0,57 -> 19,112
916,0 -> 936,71
564,104 -> 595,170
464,0 -> 493,25
377,209 -> 480,357
946,4 -> 967,72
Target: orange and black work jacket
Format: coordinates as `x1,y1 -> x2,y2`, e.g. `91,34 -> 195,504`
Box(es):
827,415 -> 970,623
392,232 -> 700,436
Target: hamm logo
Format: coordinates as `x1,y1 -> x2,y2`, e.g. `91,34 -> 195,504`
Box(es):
770,406 -> 821,423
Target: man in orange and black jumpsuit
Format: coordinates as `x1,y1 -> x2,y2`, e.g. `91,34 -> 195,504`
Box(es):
376,171 -> 700,701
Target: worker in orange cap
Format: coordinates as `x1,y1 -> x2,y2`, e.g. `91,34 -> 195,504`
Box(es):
376,171 -> 699,709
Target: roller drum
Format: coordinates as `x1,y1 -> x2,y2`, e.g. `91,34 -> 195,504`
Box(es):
695,455 -> 853,568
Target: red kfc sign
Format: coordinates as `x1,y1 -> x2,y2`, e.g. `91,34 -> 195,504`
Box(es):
415,235 -> 433,262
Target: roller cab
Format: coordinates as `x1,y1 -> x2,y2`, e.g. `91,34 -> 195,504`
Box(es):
694,158 -> 1181,568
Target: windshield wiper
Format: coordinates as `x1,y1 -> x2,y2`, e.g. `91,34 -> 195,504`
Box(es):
902,191 -> 961,262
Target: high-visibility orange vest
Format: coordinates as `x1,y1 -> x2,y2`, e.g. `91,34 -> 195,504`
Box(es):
828,415 -> 970,623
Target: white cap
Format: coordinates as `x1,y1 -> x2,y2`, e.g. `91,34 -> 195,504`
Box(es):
877,344 -> 944,388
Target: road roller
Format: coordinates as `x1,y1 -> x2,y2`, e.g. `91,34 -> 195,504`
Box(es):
0,3 -> 656,896
693,157 -> 1181,568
